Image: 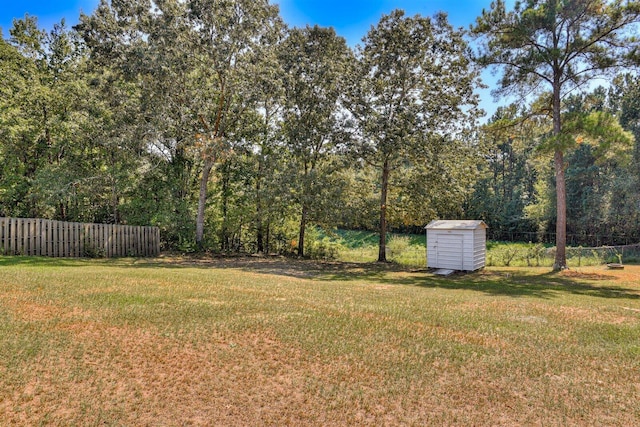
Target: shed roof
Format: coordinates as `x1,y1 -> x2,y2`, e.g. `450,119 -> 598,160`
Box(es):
425,220 -> 488,230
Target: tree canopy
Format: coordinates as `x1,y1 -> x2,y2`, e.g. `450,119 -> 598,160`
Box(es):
473,0 -> 640,269
1,1 -> 639,265
349,10 -> 482,261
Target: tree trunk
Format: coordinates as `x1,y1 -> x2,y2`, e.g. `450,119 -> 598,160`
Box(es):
265,222 -> 270,255
553,149 -> 567,270
195,158 -> 214,247
256,172 -> 264,253
221,165 -> 230,252
256,219 -> 264,253
552,78 -> 567,270
58,202 -> 66,221
111,177 -> 119,224
298,205 -> 307,258
378,158 -> 390,262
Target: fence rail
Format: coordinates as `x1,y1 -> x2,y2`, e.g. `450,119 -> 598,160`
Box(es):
487,230 -> 640,247
0,217 -> 160,258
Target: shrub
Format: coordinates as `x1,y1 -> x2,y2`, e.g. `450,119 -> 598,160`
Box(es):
83,244 -> 105,258
387,235 -> 411,258
305,238 -> 340,260
526,242 -> 545,267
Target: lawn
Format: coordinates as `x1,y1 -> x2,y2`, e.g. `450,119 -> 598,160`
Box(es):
1,256 -> 639,426
318,228 -> 640,268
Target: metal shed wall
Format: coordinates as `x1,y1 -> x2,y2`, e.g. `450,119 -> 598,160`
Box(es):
425,220 -> 487,271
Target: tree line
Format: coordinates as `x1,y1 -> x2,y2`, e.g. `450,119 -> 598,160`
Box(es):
1,0 -> 639,268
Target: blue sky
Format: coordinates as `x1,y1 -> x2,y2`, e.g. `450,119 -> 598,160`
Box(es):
1,0 -> 496,42
1,0 -> 508,116
277,0 -> 493,44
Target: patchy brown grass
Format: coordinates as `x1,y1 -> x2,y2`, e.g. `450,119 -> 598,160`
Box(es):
0,257 -> 639,425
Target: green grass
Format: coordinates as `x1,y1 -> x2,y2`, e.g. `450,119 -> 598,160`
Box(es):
324,229 -> 636,268
1,256 -> 639,425
323,229 -> 427,266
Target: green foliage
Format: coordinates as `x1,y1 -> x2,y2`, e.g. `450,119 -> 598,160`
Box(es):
279,25 -> 353,257
302,227 -> 341,261
3,2 -> 639,258
386,235 -> 411,258
349,10 -> 482,261
473,0 -> 640,269
0,16 -> 141,223
526,242 -> 546,267
466,105 -> 541,238
324,230 -> 426,266
471,84 -> 640,247
82,244 -> 105,259
386,235 -> 426,266
176,236 -> 199,254
306,231 -> 639,268
482,241 -> 640,268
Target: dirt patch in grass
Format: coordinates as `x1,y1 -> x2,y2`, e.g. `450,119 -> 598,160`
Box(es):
560,270 -> 617,280
560,265 -> 640,283
6,300 -> 63,322
2,298 -> 92,324
154,253 -> 408,279
3,317 -> 387,425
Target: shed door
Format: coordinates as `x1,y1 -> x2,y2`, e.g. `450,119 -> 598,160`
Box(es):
436,233 -> 464,270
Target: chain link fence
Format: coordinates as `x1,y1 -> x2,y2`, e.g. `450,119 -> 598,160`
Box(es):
487,230 -> 640,247
486,242 -> 640,267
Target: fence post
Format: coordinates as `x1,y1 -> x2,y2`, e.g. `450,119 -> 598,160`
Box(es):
116,225 -> 122,257
16,218 -> 23,255
144,226 -> 149,257
29,219 -> 34,256
1,218 -> 6,254
0,218 -> 4,254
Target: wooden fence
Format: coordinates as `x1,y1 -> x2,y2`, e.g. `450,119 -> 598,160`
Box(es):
0,217 -> 160,258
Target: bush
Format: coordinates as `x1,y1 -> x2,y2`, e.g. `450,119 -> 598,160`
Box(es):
176,236 -> 198,254
387,235 -> 411,258
305,238 -> 340,260
303,227 -> 340,260
500,246 -> 519,266
83,244 -> 105,258
526,242 -> 545,267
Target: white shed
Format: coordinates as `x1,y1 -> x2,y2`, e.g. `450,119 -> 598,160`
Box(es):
425,220 -> 488,272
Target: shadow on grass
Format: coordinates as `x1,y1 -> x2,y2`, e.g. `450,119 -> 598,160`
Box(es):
1,255 -> 638,301
406,271 -> 640,300
0,255 -> 150,269
296,265 -> 639,300
0,256 -> 92,267
146,256 -> 640,301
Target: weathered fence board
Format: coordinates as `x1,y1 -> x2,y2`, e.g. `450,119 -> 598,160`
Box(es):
0,217 -> 160,258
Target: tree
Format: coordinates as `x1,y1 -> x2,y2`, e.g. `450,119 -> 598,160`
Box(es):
611,74 -> 640,241
474,0 -> 640,270
239,43 -> 286,254
565,102 -> 634,238
187,0 -> 282,247
279,25 -> 353,257
0,16 -> 119,222
506,89 -> 635,246
613,73 -> 640,171
0,29 -> 39,216
349,10 -> 481,262
465,105 -> 541,239
77,0 -> 283,247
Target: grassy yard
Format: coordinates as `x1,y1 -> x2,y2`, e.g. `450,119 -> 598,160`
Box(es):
1,256 -> 639,426
328,230 -> 638,268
